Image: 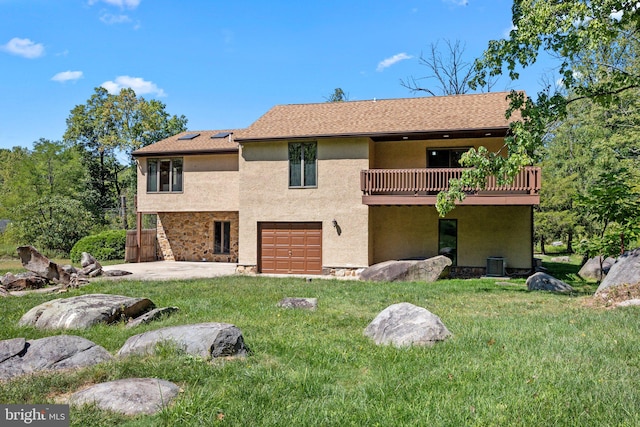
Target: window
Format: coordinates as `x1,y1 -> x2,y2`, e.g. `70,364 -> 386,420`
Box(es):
438,219 -> 457,266
147,158 -> 183,192
289,142 -> 317,187
427,149 -> 468,168
214,221 -> 231,254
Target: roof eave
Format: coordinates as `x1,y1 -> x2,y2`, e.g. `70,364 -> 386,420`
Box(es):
236,126 -> 511,143
132,148 -> 239,158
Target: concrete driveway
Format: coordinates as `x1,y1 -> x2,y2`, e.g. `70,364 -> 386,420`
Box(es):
101,261 -> 237,281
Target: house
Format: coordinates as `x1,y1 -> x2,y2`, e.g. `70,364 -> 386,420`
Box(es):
132,92 -> 540,277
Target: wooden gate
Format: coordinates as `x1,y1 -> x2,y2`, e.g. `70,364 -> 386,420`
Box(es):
125,229 -> 157,262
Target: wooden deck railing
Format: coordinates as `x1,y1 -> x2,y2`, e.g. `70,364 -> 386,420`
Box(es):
360,166 -> 541,196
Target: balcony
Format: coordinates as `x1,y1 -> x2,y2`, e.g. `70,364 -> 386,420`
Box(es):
360,166 -> 540,206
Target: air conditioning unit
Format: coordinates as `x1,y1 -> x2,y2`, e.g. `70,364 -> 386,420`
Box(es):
486,257 -> 506,277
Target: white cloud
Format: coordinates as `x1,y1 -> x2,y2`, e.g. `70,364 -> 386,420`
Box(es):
89,0 -> 140,9
503,24 -> 516,38
443,0 -> 469,6
376,53 -> 413,72
1,37 -> 44,59
51,71 -> 84,82
100,13 -> 132,24
101,75 -> 166,97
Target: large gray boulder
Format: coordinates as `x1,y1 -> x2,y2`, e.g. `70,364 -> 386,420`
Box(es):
597,248 -> 640,293
360,256 -> 452,283
69,378 -> 180,416
526,272 -> 574,293
578,256 -> 616,281
0,335 -> 112,381
19,294 -> 155,329
117,323 -> 249,359
364,302 -> 451,347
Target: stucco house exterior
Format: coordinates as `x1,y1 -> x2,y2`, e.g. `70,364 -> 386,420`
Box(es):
133,92 -> 540,277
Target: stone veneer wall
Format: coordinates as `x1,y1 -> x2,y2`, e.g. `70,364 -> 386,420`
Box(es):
157,212 -> 239,262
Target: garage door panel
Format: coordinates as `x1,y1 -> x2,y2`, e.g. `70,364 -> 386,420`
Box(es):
259,222 -> 322,275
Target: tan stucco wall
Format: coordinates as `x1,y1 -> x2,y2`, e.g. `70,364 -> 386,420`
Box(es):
370,205 -> 532,269
157,211 -> 239,262
373,137 -> 505,168
136,154 -> 239,213
238,137 -> 370,268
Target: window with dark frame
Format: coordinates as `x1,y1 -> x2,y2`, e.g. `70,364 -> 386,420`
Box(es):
427,149 -> 468,168
214,221 -> 231,254
289,142 -> 317,187
147,158 -> 183,192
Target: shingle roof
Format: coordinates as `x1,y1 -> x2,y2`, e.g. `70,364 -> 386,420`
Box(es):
132,130 -> 239,157
236,92 -> 520,141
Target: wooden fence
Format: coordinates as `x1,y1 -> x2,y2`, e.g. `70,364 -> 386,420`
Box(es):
125,229 -> 157,263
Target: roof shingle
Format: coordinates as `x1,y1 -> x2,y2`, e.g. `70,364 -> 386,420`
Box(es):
236,92 -> 519,141
132,130 -> 238,157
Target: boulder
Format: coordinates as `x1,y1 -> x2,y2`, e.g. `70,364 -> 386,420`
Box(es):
277,297 -> 318,310
364,302 -> 451,347
126,307 -> 179,328
0,335 -> 112,381
578,256 -> 615,281
550,256 -> 571,263
81,252 -> 100,268
1,272 -> 49,291
117,323 -> 249,359
17,245 -> 71,285
103,269 -> 133,277
360,256 -> 452,283
69,378 -> 180,416
597,248 -> 640,293
19,294 -> 155,329
526,272 -> 574,293
527,272 -> 573,293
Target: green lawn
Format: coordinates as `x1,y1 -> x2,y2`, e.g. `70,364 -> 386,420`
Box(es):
1,262 -> 639,426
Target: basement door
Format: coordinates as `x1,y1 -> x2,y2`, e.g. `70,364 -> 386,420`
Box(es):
259,222 -> 322,274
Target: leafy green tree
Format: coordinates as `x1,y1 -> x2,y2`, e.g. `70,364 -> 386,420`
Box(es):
325,88 -> 349,102
9,195 -> 94,254
64,87 -> 187,222
437,1 -> 640,215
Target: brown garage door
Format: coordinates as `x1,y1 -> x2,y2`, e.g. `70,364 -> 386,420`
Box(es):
259,222 -> 322,274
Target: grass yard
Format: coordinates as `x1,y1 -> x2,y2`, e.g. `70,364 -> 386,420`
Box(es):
1,262 -> 639,426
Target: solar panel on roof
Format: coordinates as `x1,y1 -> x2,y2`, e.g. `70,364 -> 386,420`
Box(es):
211,132 -> 231,138
177,133 -> 200,140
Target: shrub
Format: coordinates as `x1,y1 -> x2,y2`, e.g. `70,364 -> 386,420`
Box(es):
70,230 -> 126,264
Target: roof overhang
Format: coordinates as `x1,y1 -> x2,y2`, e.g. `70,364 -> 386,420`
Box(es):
132,148 -> 239,158
236,127 -> 510,143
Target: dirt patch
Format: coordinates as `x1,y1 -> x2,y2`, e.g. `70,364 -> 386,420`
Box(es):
582,282 -> 640,309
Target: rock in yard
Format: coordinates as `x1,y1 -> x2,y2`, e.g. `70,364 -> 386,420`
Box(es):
19,294 -> 155,329
117,323 -> 249,359
364,302 -> 451,347
578,256 -> 615,281
1,272 -> 49,291
126,307 -> 179,328
0,335 -> 112,381
360,256 -> 452,283
526,272 -> 574,293
17,245 -> 71,285
597,248 -> 640,294
81,252 -> 100,268
277,297 -> 318,310
69,378 -> 180,416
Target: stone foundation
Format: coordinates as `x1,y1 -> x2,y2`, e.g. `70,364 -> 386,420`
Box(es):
157,212 -> 239,262
449,266 -> 532,279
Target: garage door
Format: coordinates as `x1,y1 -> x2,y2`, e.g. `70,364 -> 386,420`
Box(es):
259,222 -> 322,274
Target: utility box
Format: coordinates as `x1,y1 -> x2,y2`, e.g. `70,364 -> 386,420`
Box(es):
486,257 -> 506,277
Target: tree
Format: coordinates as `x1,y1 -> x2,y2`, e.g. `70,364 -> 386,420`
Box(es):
436,1 -> 640,215
64,87 -> 187,222
401,39 -> 495,96
9,195 -> 94,254
324,88 -> 349,102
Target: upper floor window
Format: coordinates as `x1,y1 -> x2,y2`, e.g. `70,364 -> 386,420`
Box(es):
427,149 -> 468,168
289,142 -> 317,187
147,158 -> 183,192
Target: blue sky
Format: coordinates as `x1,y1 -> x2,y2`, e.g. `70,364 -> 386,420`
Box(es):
0,0 -> 554,151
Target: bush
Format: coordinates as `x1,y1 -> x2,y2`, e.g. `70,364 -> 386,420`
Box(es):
70,230 -> 126,264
